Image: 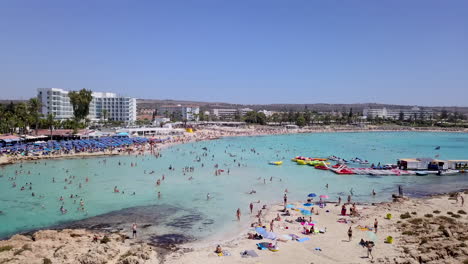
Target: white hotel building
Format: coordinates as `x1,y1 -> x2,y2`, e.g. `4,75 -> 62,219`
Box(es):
37,88 -> 137,123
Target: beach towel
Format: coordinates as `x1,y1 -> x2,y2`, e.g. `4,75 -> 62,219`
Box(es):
241,250 -> 259,258
289,234 -> 300,240
257,242 -> 270,250
297,237 -> 310,242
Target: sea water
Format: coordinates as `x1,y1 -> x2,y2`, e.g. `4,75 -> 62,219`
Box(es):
0,132 -> 467,242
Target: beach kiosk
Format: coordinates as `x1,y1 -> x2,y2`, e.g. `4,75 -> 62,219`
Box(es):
397,158 -> 448,170
447,160 -> 468,170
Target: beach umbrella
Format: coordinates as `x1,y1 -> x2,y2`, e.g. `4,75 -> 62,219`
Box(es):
307,193 -> 317,198
255,227 -> 277,240
301,211 -> 312,216
319,195 -> 329,199
286,204 -> 295,208
303,203 -> 314,207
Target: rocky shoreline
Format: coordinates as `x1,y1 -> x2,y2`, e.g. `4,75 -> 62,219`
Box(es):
1,192 -> 467,264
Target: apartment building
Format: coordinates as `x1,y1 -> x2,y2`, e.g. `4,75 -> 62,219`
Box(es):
37,88 -> 137,123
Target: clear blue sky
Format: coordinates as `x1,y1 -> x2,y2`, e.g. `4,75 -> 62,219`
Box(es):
1,0 -> 467,106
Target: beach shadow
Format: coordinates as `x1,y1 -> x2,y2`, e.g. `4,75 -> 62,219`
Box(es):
341,240 -> 351,242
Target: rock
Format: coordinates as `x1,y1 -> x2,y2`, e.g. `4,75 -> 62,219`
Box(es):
78,252 -> 109,264
118,256 -> 142,264
9,234 -> 32,243
33,230 -> 59,241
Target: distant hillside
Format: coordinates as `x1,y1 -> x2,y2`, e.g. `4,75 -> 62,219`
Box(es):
137,99 -> 468,114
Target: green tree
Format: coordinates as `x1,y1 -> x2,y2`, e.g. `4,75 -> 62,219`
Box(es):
296,114 -> 306,127
244,111 -> 258,124
68,89 -> 93,122
46,113 -> 56,140
398,111 -> 405,121
102,109 -> 109,121
28,98 -> 42,135
14,102 -> 29,134
440,110 -> 448,120
256,112 -> 267,125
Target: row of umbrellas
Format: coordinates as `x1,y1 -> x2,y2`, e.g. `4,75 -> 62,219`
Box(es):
0,137 -> 149,154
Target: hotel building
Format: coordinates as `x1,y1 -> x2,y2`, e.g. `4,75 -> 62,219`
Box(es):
37,88 -> 137,123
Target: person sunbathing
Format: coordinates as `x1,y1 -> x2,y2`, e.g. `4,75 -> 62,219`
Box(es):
275,214 -> 281,221
215,245 -> 222,254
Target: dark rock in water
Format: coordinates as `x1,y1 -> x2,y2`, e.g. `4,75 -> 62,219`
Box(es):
149,233 -> 195,248
166,214 -> 203,229
53,204 -> 182,231
202,219 -> 214,225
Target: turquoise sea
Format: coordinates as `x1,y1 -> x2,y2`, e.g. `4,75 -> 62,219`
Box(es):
1,132 -> 467,242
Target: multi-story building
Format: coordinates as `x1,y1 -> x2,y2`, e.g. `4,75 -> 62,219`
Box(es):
37,88 -> 137,123
157,105 -> 200,121
211,108 -> 254,120
363,106 -> 433,120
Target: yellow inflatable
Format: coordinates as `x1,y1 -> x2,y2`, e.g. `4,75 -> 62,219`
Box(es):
296,160 -> 307,165
269,161 -> 283,165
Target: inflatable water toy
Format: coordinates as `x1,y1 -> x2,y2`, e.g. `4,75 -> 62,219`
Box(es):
315,165 -> 329,170
269,161 -> 283,165
296,160 -> 308,165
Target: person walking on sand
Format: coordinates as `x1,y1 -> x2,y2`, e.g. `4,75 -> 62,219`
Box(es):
374,219 -> 378,233
132,223 -> 137,238
366,242 -> 374,259
283,193 -> 288,206
236,208 -> 241,221
461,195 -> 465,206
348,226 -> 353,241
249,202 -> 253,214
270,219 -> 274,232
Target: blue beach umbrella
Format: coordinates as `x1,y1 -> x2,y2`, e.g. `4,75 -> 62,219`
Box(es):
308,193 -> 317,198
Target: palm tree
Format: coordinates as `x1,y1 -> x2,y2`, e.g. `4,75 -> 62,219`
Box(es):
28,98 -> 42,135
46,113 -> 55,140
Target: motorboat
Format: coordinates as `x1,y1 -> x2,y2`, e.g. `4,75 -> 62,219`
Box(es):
437,170 -> 459,176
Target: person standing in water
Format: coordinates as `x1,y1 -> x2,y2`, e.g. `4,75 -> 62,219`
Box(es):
132,223 -> 137,238
236,208 -> 241,221
249,202 -> 253,214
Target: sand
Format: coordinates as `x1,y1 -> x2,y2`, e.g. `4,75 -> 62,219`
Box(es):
164,193 -> 468,264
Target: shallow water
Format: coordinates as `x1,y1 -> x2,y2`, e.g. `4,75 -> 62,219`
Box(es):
0,132 -> 467,241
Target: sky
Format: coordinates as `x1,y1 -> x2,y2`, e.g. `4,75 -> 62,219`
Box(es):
0,0 -> 467,106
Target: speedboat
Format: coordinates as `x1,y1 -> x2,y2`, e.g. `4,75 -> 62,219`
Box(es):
416,171 -> 428,176
437,170 -> 459,176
